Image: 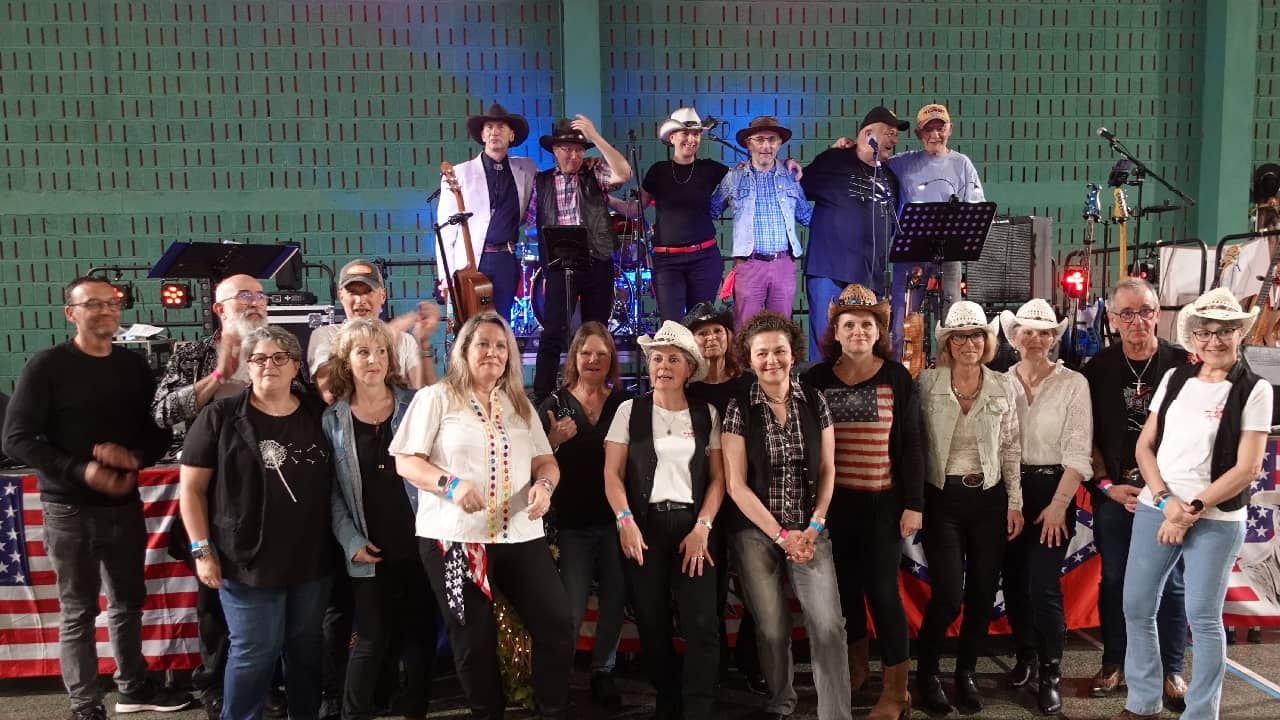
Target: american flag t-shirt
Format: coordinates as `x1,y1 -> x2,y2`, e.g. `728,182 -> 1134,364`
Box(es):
825,384 -> 894,492
0,472 -> 200,678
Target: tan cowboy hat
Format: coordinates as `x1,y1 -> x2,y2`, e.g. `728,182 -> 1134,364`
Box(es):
465,103 -> 530,146
638,320 -> 708,383
828,284 -> 890,327
999,298 -> 1069,342
1175,287 -> 1259,350
935,300 -> 999,347
735,116 -> 793,148
659,108 -> 710,145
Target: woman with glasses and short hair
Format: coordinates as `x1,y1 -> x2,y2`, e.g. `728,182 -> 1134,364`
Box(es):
1114,288 -> 1271,720
179,325 -> 335,720
914,301 -> 1023,716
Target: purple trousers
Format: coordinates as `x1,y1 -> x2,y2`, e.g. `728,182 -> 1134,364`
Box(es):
732,255 -> 796,328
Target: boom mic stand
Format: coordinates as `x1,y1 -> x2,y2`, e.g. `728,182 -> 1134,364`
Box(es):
1098,127 -> 1197,273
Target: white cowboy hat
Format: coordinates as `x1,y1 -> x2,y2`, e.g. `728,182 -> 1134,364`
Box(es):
1000,298 -> 1069,342
637,320 -> 708,383
1175,287 -> 1260,350
934,300 -> 999,347
658,108 -> 709,145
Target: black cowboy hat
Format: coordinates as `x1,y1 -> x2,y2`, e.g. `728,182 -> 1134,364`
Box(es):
466,103 -> 530,146
539,118 -> 595,153
681,302 -> 734,332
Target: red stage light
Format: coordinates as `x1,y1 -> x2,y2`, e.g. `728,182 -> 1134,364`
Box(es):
113,283 -> 135,310
160,281 -> 192,309
1061,267 -> 1088,299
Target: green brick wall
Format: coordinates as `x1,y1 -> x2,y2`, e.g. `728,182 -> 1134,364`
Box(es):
0,0 -> 1272,392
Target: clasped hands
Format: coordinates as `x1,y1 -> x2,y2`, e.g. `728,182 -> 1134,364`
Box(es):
1157,498 -> 1199,545
780,529 -> 817,564
84,442 -> 140,497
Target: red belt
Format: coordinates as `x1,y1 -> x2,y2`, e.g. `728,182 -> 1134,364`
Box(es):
652,238 -> 718,255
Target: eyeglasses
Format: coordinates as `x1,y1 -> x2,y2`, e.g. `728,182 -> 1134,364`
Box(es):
247,352 -> 297,367
747,136 -> 781,146
1112,308 -> 1156,323
218,290 -> 268,305
67,299 -> 124,311
1190,328 -> 1240,343
948,332 -> 986,345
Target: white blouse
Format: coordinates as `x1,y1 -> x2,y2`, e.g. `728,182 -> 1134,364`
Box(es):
1006,361 -> 1094,480
388,383 -> 553,544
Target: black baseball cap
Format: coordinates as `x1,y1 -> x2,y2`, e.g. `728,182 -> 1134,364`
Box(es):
859,106 -> 909,131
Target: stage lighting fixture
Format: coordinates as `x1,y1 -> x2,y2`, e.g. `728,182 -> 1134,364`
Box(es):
113,283 -> 135,310
160,281 -> 192,309
1061,267 -> 1088,299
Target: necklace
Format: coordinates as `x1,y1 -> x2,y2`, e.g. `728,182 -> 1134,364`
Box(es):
671,160 -> 696,185
1018,362 -> 1054,389
762,390 -> 789,405
1124,352 -> 1155,394
952,374 -> 982,401
653,406 -> 685,436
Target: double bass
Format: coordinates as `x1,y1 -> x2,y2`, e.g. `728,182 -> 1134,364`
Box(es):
440,161 -> 496,323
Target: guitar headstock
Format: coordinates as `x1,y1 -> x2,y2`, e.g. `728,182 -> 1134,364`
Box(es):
907,266 -> 924,289
440,161 -> 460,194
1083,183 -> 1101,222
1112,185 -> 1131,220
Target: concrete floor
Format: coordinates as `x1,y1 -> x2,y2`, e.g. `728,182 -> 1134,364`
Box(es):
1,631 -> 1276,719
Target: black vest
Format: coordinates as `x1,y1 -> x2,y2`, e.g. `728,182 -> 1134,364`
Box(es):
1154,360 -> 1261,512
534,168 -> 616,262
623,394 -> 713,518
727,382 -> 825,531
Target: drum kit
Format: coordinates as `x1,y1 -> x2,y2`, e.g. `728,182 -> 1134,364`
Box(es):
510,213 -> 659,338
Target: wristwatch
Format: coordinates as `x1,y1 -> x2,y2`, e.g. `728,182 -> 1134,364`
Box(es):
437,474 -> 451,490
190,539 -> 213,560
1189,498 -> 1205,515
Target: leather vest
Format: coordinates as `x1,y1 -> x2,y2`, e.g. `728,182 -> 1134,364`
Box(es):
534,168 -> 616,262
623,394 -> 712,518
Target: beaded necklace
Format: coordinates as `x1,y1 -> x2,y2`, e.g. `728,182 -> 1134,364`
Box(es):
470,388 -> 512,542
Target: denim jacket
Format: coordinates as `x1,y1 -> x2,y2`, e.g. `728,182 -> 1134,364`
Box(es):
711,161 -> 812,258
917,366 -> 1023,510
323,385 -> 419,577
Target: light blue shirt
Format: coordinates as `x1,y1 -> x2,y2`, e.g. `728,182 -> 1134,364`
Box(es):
711,162 -> 812,258
887,149 -> 985,203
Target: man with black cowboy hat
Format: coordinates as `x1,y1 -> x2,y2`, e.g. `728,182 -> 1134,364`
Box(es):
802,105 -> 908,360
710,116 -> 812,331
436,102 -> 537,322
526,114 -> 632,400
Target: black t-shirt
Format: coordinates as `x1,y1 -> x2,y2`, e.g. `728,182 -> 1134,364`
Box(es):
1082,340 -> 1191,486
538,387 -> 629,529
642,159 -> 730,247
686,373 -> 753,417
352,416 -> 417,562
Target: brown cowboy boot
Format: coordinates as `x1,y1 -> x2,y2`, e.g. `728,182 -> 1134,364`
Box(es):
867,660 -> 911,720
848,636 -> 871,691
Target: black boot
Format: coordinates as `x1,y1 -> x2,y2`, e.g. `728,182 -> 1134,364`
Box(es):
1038,660 -> 1062,715
953,670 -> 984,714
590,671 -> 622,707
915,673 -> 952,715
1007,649 -> 1038,689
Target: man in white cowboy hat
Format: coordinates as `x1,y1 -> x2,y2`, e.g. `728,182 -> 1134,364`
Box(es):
1079,277 -> 1191,704
710,115 -> 813,330
436,102 -> 537,322
526,114 -> 633,401
803,106 -> 909,360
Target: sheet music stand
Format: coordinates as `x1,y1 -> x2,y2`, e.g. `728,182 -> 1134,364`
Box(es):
148,241 -> 301,281
889,200 -> 998,354
540,225 -> 592,332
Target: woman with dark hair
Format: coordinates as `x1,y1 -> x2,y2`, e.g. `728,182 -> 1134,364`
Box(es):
801,284 -> 922,720
323,319 -> 437,720
389,311 -> 573,720
915,301 -> 1023,716
722,311 -> 852,720
604,320 -> 725,720
537,321 -> 630,707
1116,288 -> 1270,720
179,325 -> 334,720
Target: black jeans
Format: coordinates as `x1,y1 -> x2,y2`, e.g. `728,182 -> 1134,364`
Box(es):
1003,466 -> 1075,662
828,488 -> 911,666
322,569 -> 352,704
191,582 -> 229,703
479,249 -> 519,323
420,537 -> 575,720
533,259 -> 614,397
343,558 -> 438,720
1092,488 -> 1187,672
918,482 -> 1008,675
626,508 -> 720,718
651,245 -> 724,323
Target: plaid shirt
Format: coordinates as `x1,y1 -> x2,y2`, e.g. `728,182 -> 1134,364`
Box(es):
723,378 -> 832,526
750,167 -> 791,254
524,160 -> 617,227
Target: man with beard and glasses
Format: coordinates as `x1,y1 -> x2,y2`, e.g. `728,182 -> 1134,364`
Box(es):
151,273 -> 272,719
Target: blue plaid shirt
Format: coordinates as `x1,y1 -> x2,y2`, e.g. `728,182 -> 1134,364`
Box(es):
711,162 -> 811,258
750,167 -> 790,254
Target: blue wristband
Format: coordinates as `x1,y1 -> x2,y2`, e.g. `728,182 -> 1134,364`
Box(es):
445,476 -> 461,500
1156,494 -> 1169,510
808,521 -> 823,532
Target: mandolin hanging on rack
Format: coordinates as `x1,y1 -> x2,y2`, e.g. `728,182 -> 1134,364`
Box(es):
440,161 -> 496,324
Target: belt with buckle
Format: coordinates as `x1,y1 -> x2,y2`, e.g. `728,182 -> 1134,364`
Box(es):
1122,467 -> 1143,485
649,501 -> 694,512
482,242 -> 514,254
944,473 -> 985,488
1022,464 -> 1064,477
653,238 -> 718,255
741,251 -> 792,262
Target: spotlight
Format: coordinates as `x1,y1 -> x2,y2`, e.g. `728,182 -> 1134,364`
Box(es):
1061,267 -> 1088,299
160,281 -> 192,309
113,283 -> 135,310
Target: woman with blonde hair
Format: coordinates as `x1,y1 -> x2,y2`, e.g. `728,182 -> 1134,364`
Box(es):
390,311 -> 573,720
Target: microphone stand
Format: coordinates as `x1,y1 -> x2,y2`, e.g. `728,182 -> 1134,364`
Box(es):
703,124 -> 748,159
1101,131 -> 1196,270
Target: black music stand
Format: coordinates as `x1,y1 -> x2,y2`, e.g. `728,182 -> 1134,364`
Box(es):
148,241 -> 301,281
541,225 -> 592,331
889,200 -> 998,354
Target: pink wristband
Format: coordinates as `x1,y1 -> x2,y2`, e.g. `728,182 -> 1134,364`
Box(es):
1097,479 -> 1114,492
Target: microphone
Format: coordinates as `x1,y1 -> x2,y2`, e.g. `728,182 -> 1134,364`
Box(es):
916,178 -> 960,196
627,129 -> 637,143
1097,127 -> 1116,141
1139,203 -> 1181,215
425,188 -> 441,203
703,115 -> 721,130
867,135 -> 880,168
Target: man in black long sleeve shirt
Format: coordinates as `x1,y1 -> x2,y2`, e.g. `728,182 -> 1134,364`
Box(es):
2,277 -> 191,719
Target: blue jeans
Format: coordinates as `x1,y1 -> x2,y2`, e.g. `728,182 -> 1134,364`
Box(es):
555,524 -> 625,673
804,275 -> 846,362
478,249 -> 519,323
219,574 -> 332,720
1093,492 -> 1187,671
651,245 -> 724,323
1122,504 -> 1244,719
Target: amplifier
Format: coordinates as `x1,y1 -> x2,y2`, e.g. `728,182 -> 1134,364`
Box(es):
966,216 -> 1053,307
113,338 -> 174,378
268,290 -> 318,306
267,304 -> 341,353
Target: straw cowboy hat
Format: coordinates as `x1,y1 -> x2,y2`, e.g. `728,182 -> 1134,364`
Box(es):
659,108 -> 711,145
637,320 -> 708,383
1176,287 -> 1259,350
465,103 -> 530,146
935,300 -> 999,347
999,298 -> 1069,343
828,284 -> 891,327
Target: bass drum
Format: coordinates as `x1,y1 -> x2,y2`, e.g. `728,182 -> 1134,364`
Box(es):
611,213 -> 648,270
530,265 -> 636,335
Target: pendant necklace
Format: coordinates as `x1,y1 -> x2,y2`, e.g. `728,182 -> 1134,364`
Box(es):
671,160 -> 696,185
1124,352 -> 1155,395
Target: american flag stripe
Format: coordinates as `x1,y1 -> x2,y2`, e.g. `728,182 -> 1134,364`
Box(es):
0,469 -> 200,679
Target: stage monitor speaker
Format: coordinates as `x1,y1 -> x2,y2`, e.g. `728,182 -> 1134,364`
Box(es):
965,216 -> 1053,308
